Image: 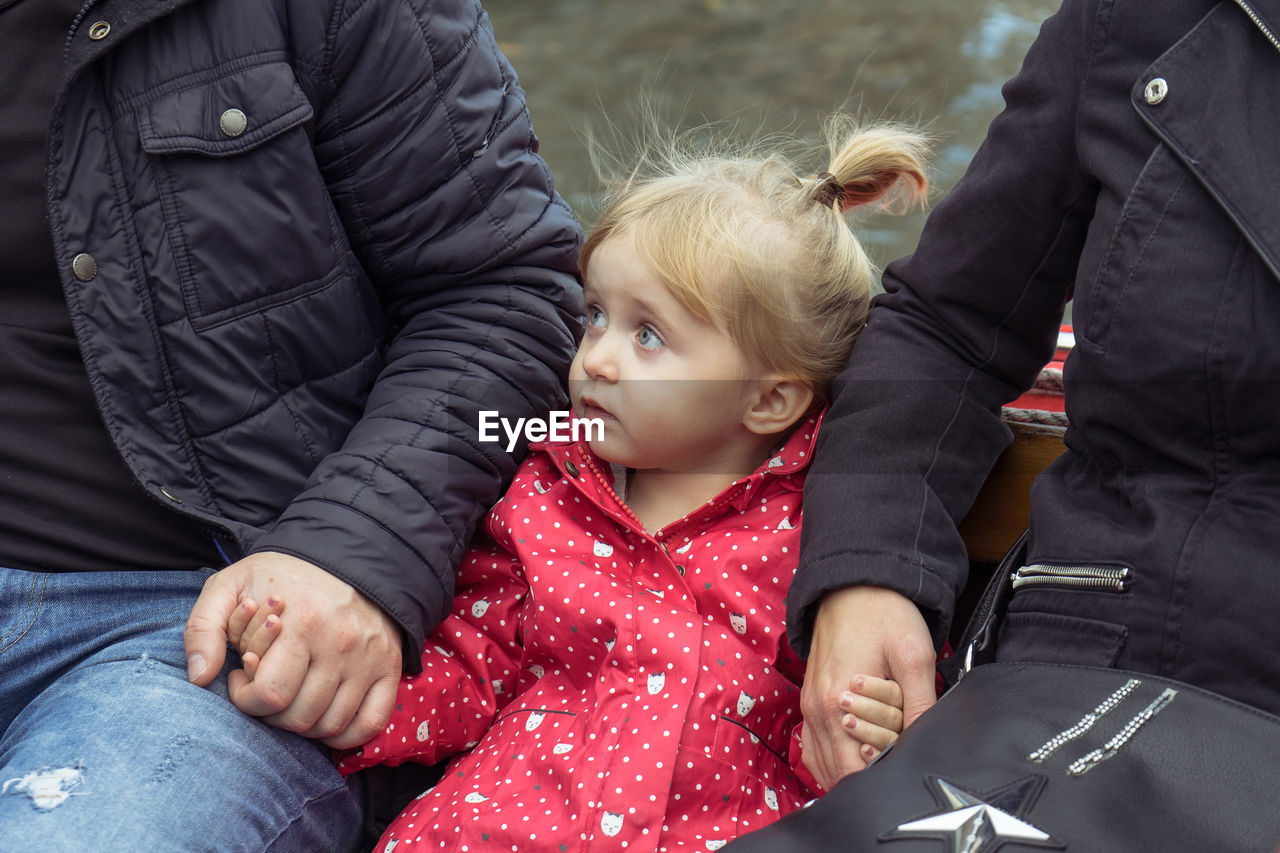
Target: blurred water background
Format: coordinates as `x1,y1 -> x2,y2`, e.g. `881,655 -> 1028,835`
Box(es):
485,0 -> 1061,269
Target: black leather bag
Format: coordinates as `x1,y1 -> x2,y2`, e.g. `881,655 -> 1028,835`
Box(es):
726,539 -> 1280,852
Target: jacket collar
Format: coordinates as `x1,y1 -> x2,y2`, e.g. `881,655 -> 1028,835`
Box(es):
61,0 -> 198,89
534,407 -> 826,533
1230,0 -> 1280,54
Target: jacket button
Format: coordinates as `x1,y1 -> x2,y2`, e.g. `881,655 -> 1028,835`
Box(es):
158,485 -> 183,504
1143,77 -> 1168,105
565,461 -> 580,477
88,20 -> 111,40
220,108 -> 248,138
71,253 -> 97,281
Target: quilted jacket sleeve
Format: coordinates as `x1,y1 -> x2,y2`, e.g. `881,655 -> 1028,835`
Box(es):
335,534 -> 529,774
787,0 -> 1103,652
251,0 -> 583,667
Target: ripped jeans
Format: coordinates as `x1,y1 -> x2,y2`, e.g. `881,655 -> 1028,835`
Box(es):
0,567 -> 363,851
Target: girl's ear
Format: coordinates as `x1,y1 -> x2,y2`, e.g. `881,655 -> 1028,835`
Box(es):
743,377 -> 814,436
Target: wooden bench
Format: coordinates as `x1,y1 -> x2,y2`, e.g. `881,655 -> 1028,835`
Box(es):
958,419 -> 1067,563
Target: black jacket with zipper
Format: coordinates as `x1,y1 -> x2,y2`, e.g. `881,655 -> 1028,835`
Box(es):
792,0 -> 1280,714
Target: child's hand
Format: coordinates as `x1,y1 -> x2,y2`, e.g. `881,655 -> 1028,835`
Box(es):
837,674 -> 904,763
227,595 -> 285,681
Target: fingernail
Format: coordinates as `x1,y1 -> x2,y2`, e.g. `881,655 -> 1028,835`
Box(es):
264,615 -> 277,630
862,743 -> 876,758
187,653 -> 207,682
842,713 -> 857,730
838,691 -> 856,710
853,675 -> 865,692
267,595 -> 280,609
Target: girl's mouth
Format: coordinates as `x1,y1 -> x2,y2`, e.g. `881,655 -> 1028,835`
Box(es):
577,398 -> 616,422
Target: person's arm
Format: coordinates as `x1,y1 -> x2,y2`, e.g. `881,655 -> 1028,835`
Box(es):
337,536 -> 530,773
185,0 -> 582,748
792,0 -> 1106,788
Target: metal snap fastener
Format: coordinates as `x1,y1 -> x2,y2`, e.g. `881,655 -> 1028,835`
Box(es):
88,21 -> 111,40
1144,77 -> 1168,105
219,108 -> 248,138
159,485 -> 183,504
71,253 -> 97,282
565,461 -> 580,477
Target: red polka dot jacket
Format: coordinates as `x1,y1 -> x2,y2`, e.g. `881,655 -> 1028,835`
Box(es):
338,412 -> 825,851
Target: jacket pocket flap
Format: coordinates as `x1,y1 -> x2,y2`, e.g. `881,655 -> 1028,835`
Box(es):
997,611 -> 1128,669
140,62 -> 313,157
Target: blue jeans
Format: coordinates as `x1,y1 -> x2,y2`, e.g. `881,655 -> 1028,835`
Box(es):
0,567 -> 363,851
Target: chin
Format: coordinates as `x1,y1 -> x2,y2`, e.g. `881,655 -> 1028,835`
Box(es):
588,438 -> 637,468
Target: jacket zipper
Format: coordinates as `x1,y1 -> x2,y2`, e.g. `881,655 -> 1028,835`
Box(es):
1232,0 -> 1280,54
1012,563 -> 1132,593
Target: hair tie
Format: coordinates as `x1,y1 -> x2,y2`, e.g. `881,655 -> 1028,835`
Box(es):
811,172 -> 846,210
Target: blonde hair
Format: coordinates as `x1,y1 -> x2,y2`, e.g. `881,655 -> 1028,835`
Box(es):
582,115 -> 929,398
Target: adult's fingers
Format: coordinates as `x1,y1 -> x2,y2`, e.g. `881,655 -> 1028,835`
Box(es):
227,635 -> 311,717
183,572 -> 242,686
260,664 -> 343,734
800,714 -> 868,789
897,653 -> 940,730
799,589 -> 883,787
321,670 -> 399,750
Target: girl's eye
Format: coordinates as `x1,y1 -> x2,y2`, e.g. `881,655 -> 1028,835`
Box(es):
585,305 -> 607,327
636,326 -> 663,349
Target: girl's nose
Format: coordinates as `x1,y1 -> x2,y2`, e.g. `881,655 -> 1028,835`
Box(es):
580,332 -> 620,382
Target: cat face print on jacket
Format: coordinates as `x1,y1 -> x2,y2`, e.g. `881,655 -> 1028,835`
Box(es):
600,811 -> 625,837
647,672 -> 666,694
736,691 -> 756,717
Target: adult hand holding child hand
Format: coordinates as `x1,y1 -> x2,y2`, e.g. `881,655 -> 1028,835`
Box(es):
184,551 -> 402,749
799,585 -> 937,789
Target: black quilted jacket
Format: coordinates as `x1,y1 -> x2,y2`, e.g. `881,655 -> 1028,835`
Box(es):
47,0 -> 583,662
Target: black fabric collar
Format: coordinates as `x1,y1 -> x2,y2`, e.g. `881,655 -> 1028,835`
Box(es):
60,0 -> 198,89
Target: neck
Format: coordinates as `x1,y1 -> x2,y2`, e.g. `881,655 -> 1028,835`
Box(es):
624,439 -> 773,532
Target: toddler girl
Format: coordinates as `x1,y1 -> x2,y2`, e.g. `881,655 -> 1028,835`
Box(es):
237,116 -> 928,851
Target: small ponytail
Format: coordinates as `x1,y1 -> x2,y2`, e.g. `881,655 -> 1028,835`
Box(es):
811,123 -> 930,213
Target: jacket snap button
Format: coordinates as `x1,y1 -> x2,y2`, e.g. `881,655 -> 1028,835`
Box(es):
1143,77 -> 1168,105
159,485 -> 183,504
565,461 -> 580,477
220,108 -> 248,138
88,21 -> 111,40
71,253 -> 97,281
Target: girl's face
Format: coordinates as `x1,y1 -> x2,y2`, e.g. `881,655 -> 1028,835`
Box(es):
569,235 -> 763,474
